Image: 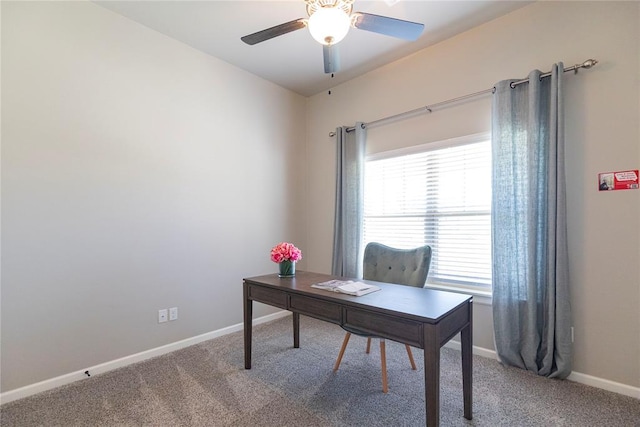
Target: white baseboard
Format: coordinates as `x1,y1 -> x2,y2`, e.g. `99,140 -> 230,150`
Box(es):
2,312 -> 638,404
445,340 -> 640,399
444,339 -> 498,360
0,311 -> 291,405
567,371 -> 640,399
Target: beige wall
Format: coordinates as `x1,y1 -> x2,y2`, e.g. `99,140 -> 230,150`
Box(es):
305,1 -> 640,388
1,1 -> 307,392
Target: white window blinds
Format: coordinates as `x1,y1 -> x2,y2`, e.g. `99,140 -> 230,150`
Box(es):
364,135 -> 492,289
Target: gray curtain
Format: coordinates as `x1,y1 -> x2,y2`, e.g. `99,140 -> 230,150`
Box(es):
491,63 -> 572,379
332,123 -> 366,278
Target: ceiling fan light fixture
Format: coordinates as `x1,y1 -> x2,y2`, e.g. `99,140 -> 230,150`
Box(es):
308,7 -> 351,45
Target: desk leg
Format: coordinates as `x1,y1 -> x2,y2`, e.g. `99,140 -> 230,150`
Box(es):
461,303 -> 473,420
243,282 -> 252,369
424,324 -> 440,426
293,312 -> 300,348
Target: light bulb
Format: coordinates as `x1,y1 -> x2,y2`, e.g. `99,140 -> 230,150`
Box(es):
308,7 -> 350,45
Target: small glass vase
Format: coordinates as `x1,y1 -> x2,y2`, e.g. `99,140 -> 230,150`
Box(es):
278,260 -> 296,278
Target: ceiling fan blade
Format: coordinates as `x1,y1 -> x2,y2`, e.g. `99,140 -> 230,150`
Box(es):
323,44 -> 340,74
241,19 -> 306,45
352,12 -> 424,41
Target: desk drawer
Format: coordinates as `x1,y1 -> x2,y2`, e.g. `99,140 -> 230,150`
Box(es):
248,285 -> 287,309
290,294 -> 342,323
345,308 -> 422,348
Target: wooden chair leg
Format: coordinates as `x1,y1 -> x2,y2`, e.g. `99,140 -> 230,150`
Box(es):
405,344 -> 417,370
366,337 -> 372,354
333,333 -> 351,371
380,339 -> 388,393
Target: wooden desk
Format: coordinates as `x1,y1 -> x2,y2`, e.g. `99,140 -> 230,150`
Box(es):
243,271 -> 473,426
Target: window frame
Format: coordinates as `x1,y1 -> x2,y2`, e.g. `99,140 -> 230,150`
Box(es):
364,132 -> 493,298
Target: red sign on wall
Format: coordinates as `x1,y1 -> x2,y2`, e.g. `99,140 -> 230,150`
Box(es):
598,170 -> 639,191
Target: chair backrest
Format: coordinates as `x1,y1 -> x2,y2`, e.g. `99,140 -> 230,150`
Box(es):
362,242 -> 432,288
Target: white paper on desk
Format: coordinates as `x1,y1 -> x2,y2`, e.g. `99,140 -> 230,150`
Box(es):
337,282 -> 378,296
311,280 -> 380,297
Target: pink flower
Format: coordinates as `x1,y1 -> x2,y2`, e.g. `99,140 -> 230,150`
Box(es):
270,242 -> 302,263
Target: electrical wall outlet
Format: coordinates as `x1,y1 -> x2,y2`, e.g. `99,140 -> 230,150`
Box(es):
158,309 -> 168,323
169,307 -> 178,321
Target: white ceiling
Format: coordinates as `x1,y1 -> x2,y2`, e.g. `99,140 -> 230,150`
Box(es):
94,1 -> 531,97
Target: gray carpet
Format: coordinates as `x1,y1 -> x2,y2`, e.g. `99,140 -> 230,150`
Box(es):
1,315 -> 639,426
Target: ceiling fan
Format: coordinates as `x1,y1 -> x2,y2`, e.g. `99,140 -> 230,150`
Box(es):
241,0 -> 424,74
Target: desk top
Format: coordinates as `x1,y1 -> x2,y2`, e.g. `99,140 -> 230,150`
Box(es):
244,270 -> 472,324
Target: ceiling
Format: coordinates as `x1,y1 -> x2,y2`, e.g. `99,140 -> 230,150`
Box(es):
94,1 -> 531,97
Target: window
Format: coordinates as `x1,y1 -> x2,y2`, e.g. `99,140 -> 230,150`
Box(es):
363,133 -> 492,291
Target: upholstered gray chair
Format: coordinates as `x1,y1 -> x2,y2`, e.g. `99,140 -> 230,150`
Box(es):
333,242 -> 432,393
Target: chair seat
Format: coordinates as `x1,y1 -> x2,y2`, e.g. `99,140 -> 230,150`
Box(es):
340,324 -> 380,338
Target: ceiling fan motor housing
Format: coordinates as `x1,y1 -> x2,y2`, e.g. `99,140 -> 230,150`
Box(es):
305,0 -> 354,17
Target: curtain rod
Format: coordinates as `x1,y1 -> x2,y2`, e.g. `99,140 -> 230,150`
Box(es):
329,59 -> 598,137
